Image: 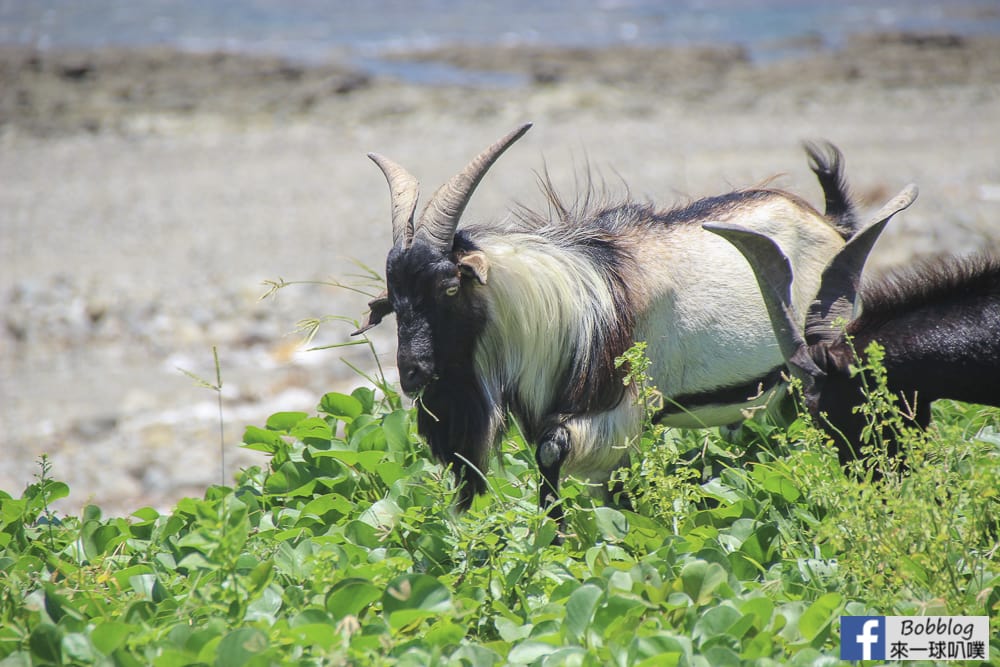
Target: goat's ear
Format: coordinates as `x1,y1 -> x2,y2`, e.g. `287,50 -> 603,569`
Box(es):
351,292 -> 393,336
457,250 -> 489,285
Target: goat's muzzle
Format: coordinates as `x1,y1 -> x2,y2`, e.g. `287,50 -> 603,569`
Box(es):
398,357 -> 435,396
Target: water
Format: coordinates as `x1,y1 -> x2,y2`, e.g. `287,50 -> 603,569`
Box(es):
2,0 -> 999,82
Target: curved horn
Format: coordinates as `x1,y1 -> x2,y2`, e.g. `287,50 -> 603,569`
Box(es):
805,183 -> 919,345
703,222 -> 825,393
368,152 -> 420,247
414,123 -> 533,251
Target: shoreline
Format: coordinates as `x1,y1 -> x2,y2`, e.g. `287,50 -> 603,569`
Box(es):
4,32 -> 1000,136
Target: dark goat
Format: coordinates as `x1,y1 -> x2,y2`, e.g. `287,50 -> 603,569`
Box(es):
707,196 -> 1000,465
357,124 -> 881,519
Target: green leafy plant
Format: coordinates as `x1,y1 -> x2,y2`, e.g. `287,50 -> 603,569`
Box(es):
2,329 -> 998,665
612,342 -> 704,530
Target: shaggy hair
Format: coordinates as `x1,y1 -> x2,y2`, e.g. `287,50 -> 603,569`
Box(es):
855,254 -> 1000,331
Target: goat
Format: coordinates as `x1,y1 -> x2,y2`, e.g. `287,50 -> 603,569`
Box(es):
355,123 -> 884,520
706,194 -> 1000,466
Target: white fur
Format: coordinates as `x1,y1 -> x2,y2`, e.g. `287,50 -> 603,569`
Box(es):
471,230 -> 645,480
629,197 -> 842,417
561,404 -> 642,481
473,230 -> 619,428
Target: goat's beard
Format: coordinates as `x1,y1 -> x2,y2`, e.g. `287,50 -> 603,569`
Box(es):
414,371 -> 499,510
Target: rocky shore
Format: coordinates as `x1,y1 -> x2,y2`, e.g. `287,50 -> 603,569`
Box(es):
2,33 -> 999,514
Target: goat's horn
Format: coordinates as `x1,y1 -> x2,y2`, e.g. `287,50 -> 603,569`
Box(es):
368,153 -> 420,248
414,123 -> 533,251
703,222 -> 825,392
804,183 -> 918,345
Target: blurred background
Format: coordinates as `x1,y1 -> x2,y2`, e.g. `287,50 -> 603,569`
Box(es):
2,1 -> 999,514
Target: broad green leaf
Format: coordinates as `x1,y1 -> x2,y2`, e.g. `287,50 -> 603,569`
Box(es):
241,426 -> 286,453
739,597 -> 774,632
290,417 -> 333,443
751,465 -> 801,502
61,633 -> 94,663
541,647 -> 587,665
274,540 -> 318,579
245,586 -> 283,624
359,498 -> 401,531
326,578 -> 381,619
319,392 -> 364,421
382,574 -> 452,629
290,609 -> 332,627
214,628 -> 269,667
265,411 -> 308,432
775,601 -> 807,642
798,592 -> 843,641
593,507 -> 629,540
507,640 -> 559,663
680,560 -> 728,606
28,624 -> 62,663
154,649 -> 198,667
700,478 -> 741,504
129,574 -> 167,602
288,624 -> 338,649
564,583 -> 603,643
131,506 -> 160,522
382,409 -> 412,451
344,520 -> 380,548
424,620 -> 466,648
742,630 -> 774,660
79,520 -> 124,560
264,462 -> 314,496
113,564 -> 154,589
351,387 -> 376,414
351,420 -> 388,451
248,559 -> 275,593
301,494 -> 352,520
703,645 -> 742,667
45,482 -> 70,503
495,616 -> 533,643
692,605 -> 742,645
91,622 -> 135,655
591,594 -> 646,637
43,583 -> 85,625
375,459 -> 406,485
629,634 -> 688,667
310,449 -> 385,475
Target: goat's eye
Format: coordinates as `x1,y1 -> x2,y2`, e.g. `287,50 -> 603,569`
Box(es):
445,285 -> 459,297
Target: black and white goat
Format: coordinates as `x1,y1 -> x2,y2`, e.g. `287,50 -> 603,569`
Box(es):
707,195 -> 1000,465
355,123 -> 888,518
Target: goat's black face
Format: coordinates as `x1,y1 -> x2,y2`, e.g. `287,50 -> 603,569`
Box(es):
806,342 -> 898,465
385,235 -> 489,396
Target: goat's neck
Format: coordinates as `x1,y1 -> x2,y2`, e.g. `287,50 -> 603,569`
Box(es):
473,234 -> 620,426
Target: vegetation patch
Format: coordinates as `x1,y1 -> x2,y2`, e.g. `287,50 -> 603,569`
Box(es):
1,343 -> 998,665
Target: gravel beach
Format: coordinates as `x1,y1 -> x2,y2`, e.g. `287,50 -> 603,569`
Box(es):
2,34 -> 999,514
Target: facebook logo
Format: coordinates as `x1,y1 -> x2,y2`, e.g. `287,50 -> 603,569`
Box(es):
841,616 -> 885,661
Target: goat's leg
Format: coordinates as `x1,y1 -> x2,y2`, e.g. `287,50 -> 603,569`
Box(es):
536,424 -> 571,526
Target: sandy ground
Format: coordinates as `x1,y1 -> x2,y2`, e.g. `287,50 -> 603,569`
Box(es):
2,34 -> 999,515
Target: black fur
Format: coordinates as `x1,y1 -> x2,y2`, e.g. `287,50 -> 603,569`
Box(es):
417,368 -> 495,509
803,140 -> 858,238
655,367 -> 786,421
387,222 -> 636,506
517,169 -> 825,235
808,255 -> 1000,461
